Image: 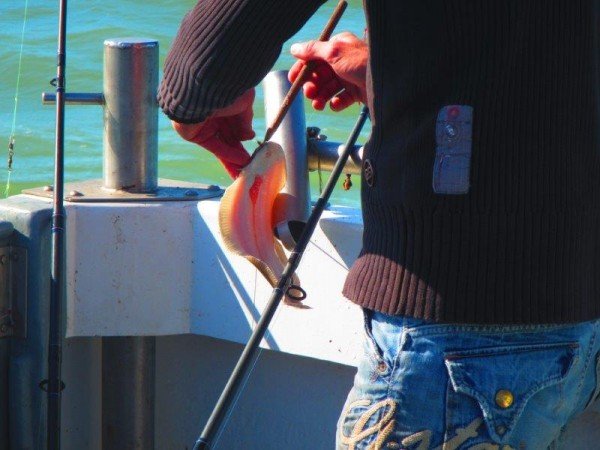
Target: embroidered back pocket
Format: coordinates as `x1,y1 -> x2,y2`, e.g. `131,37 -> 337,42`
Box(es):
444,342 -> 579,443
433,105 -> 473,194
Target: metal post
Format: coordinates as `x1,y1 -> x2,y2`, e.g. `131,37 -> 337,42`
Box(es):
103,38 -> 158,193
101,38 -> 158,450
102,337 -> 155,449
263,71 -> 310,249
308,140 -> 363,175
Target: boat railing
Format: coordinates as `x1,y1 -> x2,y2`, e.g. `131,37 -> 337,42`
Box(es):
32,37 -> 364,449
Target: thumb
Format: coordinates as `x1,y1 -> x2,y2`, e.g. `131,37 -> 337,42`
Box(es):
290,40 -> 330,62
237,120 -> 255,140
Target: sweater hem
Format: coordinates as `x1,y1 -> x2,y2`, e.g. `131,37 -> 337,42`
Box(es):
342,203 -> 600,324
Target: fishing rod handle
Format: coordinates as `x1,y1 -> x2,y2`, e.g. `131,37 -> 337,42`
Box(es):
263,0 -> 348,142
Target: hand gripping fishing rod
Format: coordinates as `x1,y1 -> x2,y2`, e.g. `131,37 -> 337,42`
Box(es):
263,0 -> 347,143
47,0 -> 68,448
193,105 -> 369,450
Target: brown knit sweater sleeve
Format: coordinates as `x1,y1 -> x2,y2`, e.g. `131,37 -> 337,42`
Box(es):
158,0 -> 326,124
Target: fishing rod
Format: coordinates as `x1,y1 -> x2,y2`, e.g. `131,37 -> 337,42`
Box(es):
47,0 -> 68,447
193,105 -> 369,450
193,2 -> 349,447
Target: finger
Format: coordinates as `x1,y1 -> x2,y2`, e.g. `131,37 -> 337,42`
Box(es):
290,40 -> 331,63
291,60 -> 335,87
312,98 -> 327,111
172,120 -> 216,143
306,77 -> 344,111
302,81 -> 319,99
197,135 -> 251,168
312,77 -> 344,104
288,60 -> 306,83
218,113 -> 255,144
201,117 -> 231,145
307,61 -> 337,84
330,90 -> 358,111
236,100 -> 255,140
221,160 -> 244,179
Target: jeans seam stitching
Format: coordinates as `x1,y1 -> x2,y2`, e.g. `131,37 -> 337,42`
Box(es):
405,323 -> 584,338
376,325 -> 405,448
573,328 -> 597,413
445,342 -> 579,359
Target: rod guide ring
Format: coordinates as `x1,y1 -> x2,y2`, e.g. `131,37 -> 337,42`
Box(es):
286,284 -> 307,301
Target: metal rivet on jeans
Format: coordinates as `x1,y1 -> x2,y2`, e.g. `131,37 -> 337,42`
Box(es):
495,389 -> 514,409
377,361 -> 387,373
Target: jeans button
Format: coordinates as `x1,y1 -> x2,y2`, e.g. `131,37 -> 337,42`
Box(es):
377,361 -> 387,373
495,389 -> 514,409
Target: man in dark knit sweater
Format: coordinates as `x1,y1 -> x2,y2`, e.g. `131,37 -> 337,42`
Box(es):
159,1 -> 600,448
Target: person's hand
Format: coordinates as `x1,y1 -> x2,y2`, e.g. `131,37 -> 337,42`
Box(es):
289,32 -> 368,111
172,89 -> 255,179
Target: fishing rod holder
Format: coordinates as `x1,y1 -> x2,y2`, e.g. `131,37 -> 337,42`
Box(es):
42,38 -> 160,450
307,129 -> 363,175
263,71 -> 311,248
42,38 -> 159,194
262,72 -> 363,249
42,92 -> 105,105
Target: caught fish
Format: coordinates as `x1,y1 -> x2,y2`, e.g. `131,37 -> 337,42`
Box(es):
218,141 -> 302,303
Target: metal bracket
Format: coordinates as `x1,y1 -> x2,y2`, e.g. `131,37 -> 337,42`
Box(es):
0,246 -> 27,338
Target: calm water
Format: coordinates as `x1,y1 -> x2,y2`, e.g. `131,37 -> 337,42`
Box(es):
0,0 -> 367,206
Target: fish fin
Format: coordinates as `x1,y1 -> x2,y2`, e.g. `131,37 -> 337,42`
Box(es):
218,179 -> 244,255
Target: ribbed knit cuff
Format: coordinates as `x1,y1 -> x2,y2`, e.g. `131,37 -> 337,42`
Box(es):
158,0 -> 326,123
343,197 -> 600,324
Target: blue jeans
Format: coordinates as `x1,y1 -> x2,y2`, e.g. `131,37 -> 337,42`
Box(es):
336,309 -> 600,450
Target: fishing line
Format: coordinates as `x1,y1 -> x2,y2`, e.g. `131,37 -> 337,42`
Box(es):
317,140 -> 324,194
4,0 -> 30,198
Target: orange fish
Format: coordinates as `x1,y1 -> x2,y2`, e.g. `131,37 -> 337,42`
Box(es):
218,142 -> 302,303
